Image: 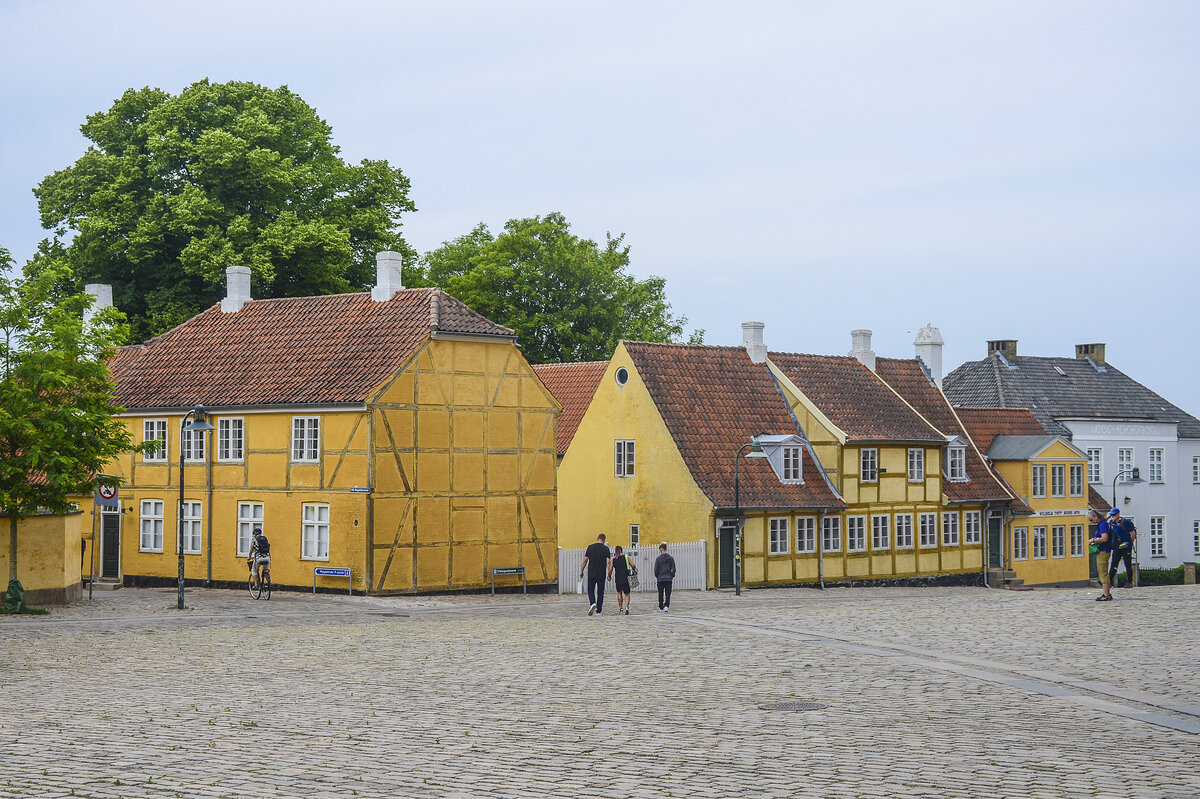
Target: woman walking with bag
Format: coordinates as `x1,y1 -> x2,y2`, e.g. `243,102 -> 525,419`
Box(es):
608,545 -> 638,615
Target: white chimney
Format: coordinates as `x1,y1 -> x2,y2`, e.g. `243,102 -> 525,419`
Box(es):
849,329 -> 875,371
742,321 -> 767,364
221,266 -> 252,313
914,323 -> 944,385
371,251 -> 404,301
83,283 -> 112,325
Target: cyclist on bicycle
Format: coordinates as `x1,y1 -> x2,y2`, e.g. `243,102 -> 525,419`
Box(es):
248,528 -> 271,587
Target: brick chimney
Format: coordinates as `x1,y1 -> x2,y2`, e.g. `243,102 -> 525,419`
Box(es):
987,339 -> 1017,360
850,329 -> 876,371
221,266 -> 252,313
83,283 -> 112,325
913,323 -> 944,386
1075,343 -> 1106,365
742,321 -> 767,364
371,251 -> 404,301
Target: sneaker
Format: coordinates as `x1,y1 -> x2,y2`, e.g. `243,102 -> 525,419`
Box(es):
588,603 -> 597,616
1095,594 -> 1113,602
664,606 -> 669,613
595,611 -> 602,616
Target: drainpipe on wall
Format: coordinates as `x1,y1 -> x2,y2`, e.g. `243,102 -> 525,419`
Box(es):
205,429 -> 214,587
817,509 -> 828,590
980,502 -> 991,588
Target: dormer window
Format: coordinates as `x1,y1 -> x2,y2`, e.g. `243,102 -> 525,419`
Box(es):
753,434 -> 807,485
782,446 -> 802,481
947,445 -> 967,481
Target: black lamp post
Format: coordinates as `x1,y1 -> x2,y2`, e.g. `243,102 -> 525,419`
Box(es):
732,440 -> 767,596
1110,466 -> 1143,509
177,405 -> 214,610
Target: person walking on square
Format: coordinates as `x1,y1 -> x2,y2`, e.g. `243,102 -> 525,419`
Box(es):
1089,511 -> 1115,601
1107,508 -> 1137,588
608,545 -> 636,615
580,533 -> 612,616
654,542 -> 676,612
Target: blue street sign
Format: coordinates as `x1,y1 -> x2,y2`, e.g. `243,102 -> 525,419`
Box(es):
314,567 -> 351,577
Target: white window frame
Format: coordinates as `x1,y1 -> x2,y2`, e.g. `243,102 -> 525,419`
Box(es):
179,500 -> 202,554
1032,525 -> 1047,560
237,502 -> 264,558
1050,465 -> 1065,498
139,499 -> 164,553
942,512 -> 960,546
796,516 -> 816,554
1031,465 -> 1046,499
1013,526 -> 1028,560
1087,448 -> 1102,485
1117,447 -> 1133,481
860,449 -> 878,483
769,517 -> 790,555
301,503 -> 331,561
1069,464 -> 1083,497
782,446 -> 802,482
964,511 -> 982,545
1051,525 -> 1066,558
947,446 -> 967,481
895,513 -> 914,549
1148,448 -> 1164,483
143,419 -> 168,462
181,421 -> 206,463
1149,516 -> 1164,558
1193,520 -> 1200,557
907,449 -> 924,482
1193,456 -> 1200,485
822,516 -> 841,553
1070,524 -> 1084,557
629,524 -> 640,550
871,515 -> 890,551
292,416 -> 321,462
919,513 -> 937,548
218,417 -> 245,462
615,440 -> 635,478
846,516 -> 867,552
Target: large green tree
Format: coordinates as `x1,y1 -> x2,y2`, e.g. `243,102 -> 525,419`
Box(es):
0,250 -> 139,602
411,212 -> 701,363
32,79 -> 415,339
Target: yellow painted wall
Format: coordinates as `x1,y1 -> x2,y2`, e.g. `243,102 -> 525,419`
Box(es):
0,512 -> 83,601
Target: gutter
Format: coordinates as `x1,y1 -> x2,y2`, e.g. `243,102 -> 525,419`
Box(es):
980,502 -> 991,588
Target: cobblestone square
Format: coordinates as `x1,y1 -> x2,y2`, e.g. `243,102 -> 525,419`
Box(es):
2,584 -> 1198,798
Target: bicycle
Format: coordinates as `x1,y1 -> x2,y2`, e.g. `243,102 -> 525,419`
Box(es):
248,559 -> 272,600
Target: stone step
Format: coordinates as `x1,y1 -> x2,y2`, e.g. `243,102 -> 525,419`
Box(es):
84,578 -> 122,591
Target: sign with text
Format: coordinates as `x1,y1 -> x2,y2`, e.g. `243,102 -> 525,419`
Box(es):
314,567 -> 351,577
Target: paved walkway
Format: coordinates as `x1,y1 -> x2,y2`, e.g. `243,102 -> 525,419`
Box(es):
2,584 -> 1198,798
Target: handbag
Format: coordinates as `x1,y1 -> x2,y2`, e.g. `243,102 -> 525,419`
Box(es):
626,554 -> 639,589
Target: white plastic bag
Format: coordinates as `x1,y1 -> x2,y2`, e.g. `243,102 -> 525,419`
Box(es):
576,579 -> 584,594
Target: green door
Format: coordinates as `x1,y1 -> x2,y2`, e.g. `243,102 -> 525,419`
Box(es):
718,524 -> 735,587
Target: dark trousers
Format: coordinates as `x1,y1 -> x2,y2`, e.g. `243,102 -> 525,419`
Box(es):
657,580 -> 673,609
1109,548 -> 1134,585
587,575 -> 606,612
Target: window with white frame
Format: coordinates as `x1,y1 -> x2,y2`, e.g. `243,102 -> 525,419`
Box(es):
1194,456 -> 1200,484
237,502 -> 264,557
1148,448 -> 1163,483
179,501 -> 202,554
822,516 -> 841,552
919,513 -> 937,548
1069,464 -> 1083,497
769,517 -> 790,555
143,419 -> 168,462
302,503 -> 330,560
947,446 -> 967,481
1087,448 -> 1102,485
139,499 -> 164,552
907,449 -> 924,482
1032,526 -> 1047,559
1149,516 -> 1164,557
782,446 -> 802,481
942,512 -> 960,546
1031,465 -> 1046,498
1070,524 -> 1084,557
1117,447 -> 1133,481
218,418 -> 244,462
1050,465 -> 1065,497
860,449 -> 878,483
847,516 -> 866,552
292,417 -> 320,462
895,514 -> 914,548
1051,525 -> 1065,558
871,515 -> 890,550
1013,527 -> 1028,560
796,517 -> 816,553
615,440 -> 635,477
181,421 -> 206,462
964,511 -> 982,545
1193,520 -> 1200,557
629,524 -> 640,550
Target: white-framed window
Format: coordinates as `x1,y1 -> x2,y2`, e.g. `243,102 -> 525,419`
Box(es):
1069,464 -> 1083,497
942,512 -> 960,546
847,516 -> 866,552
237,502 -> 264,558
895,513 -> 914,549
1087,448 -> 1102,485
179,501 -> 202,554
1193,520 -> 1200,557
822,516 -> 841,552
181,421 -> 206,462
1071,524 -> 1084,557
919,513 -> 937,548
871,515 -> 890,551
139,499 -> 164,552
1031,465 -> 1046,498
947,446 -> 967,481
143,419 -> 168,462
964,511 -> 982,545
769,517 -> 790,555
782,446 -> 802,481
615,440 -> 635,477
1051,525 -> 1066,558
1149,516 -> 1164,557
1013,527 -> 1028,560
907,449 -> 924,482
218,418 -> 244,462
1148,448 -> 1163,483
796,517 -> 816,553
1050,465 -> 1065,498
1032,526 -> 1047,559
302,503 -> 330,560
292,416 -> 321,462
1194,456 -> 1200,484
629,524 -> 640,550
860,449 -> 878,483
1117,447 -> 1133,481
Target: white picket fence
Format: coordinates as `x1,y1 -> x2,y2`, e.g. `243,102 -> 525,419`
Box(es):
558,541 -> 708,594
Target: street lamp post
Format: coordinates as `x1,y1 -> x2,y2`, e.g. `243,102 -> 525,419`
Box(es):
732,440 -> 767,596
177,405 -> 215,610
1110,466 -> 1144,588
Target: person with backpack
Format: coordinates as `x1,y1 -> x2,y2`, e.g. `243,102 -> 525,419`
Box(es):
248,528 -> 271,589
654,542 -> 676,612
1107,508 -> 1138,588
1089,513 -> 1115,601
608,544 -> 638,615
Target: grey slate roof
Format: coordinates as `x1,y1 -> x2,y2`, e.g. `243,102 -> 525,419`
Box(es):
943,354 -> 1200,439
985,435 -> 1059,461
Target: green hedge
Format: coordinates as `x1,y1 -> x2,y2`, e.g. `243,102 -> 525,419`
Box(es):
1117,566 -> 1184,586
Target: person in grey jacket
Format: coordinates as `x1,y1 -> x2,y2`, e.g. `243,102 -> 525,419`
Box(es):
654,542 -> 676,612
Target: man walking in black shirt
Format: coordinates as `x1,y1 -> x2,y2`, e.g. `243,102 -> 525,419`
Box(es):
579,533 -> 612,616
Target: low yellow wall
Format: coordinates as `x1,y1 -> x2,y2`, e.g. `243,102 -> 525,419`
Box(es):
0,512 -> 84,604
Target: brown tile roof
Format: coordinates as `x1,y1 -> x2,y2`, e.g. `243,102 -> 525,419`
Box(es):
624,342 -> 843,511
532,361 -> 608,454
108,289 -> 515,409
768,353 -> 945,443
1088,486 -> 1112,514
955,408 -> 1046,455
874,358 -> 1012,504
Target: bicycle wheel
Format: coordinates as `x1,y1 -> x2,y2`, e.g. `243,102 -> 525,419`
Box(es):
249,571 -> 262,600
262,569 -> 272,600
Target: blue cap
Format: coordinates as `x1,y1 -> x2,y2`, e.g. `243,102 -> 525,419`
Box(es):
1108,508 -> 1120,517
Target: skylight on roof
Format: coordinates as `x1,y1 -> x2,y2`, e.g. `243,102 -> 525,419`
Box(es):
1054,366 -> 1067,376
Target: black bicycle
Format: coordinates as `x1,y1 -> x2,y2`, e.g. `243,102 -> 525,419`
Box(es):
248,560 -> 272,600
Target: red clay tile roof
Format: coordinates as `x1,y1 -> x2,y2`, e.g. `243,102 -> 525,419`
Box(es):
108,289 -> 515,409
874,358 -> 1012,504
624,342 -> 843,511
1088,486 -> 1112,514
955,408 -> 1046,455
532,361 -> 607,454
768,353 -> 945,443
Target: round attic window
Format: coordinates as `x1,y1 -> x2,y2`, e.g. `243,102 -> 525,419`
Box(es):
615,367 -> 630,386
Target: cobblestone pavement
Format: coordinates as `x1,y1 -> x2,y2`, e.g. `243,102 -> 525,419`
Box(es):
2,584 -> 1198,798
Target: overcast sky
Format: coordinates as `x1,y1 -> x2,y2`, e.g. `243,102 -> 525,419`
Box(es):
2,1 -> 1197,415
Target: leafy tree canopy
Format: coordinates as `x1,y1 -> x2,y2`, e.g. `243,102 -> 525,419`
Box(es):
0,250 -> 140,584
409,212 -> 702,363
32,79 -> 416,340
